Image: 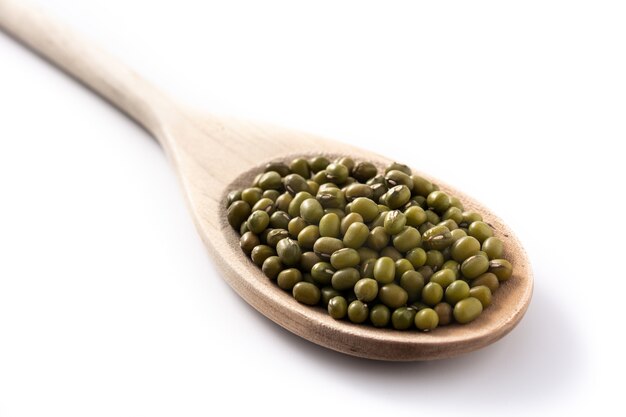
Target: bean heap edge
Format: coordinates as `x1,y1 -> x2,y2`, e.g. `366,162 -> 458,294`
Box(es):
226,156 -> 513,331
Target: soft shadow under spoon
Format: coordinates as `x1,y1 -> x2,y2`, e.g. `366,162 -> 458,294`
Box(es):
0,0 -> 533,361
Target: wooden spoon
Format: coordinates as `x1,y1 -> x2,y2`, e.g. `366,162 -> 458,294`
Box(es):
0,0 -> 533,361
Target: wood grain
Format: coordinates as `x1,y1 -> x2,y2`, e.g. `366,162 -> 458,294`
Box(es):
0,0 -> 533,360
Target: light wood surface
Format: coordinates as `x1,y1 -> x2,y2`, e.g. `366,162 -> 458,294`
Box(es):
0,0 -> 533,360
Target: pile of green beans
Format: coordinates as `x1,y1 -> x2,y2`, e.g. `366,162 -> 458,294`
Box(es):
226,157 -> 513,331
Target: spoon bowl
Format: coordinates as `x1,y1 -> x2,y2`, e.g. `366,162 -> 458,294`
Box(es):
167,113 -> 533,360
0,0 -> 533,361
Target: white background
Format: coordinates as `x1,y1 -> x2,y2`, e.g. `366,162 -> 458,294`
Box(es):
1,1 -> 625,416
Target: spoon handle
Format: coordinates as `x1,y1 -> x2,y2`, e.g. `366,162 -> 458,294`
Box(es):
0,0 -> 176,142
